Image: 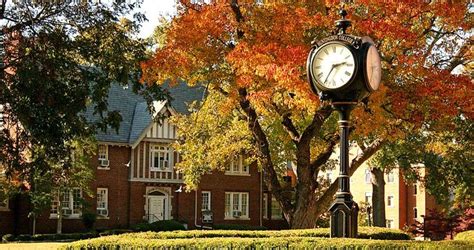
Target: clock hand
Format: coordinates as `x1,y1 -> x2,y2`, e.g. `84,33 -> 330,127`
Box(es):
324,65 -> 336,84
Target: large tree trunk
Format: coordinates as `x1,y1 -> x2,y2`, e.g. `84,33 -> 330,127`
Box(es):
371,167 -> 386,227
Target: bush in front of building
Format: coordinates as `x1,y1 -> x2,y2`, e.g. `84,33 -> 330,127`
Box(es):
131,220 -> 186,232
97,227 -> 409,240
212,224 -> 267,230
454,230 -> 474,241
2,232 -> 98,243
63,236 -> 474,250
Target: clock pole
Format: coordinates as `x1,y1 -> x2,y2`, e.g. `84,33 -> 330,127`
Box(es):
329,102 -> 358,238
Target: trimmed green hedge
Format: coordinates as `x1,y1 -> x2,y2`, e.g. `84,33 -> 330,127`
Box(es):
2,232 -> 97,243
131,220 -> 186,232
63,236 -> 474,250
455,230 -> 474,241
84,227 -> 409,240
213,224 -> 267,230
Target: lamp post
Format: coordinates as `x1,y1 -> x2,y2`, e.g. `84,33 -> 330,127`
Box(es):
306,7 -> 382,238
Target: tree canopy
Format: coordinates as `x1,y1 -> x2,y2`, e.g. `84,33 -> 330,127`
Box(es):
141,0 -> 472,228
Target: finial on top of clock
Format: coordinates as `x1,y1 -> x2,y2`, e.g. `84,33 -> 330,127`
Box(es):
335,5 -> 351,35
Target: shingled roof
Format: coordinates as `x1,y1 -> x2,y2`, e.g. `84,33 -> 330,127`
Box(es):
85,83 -> 204,145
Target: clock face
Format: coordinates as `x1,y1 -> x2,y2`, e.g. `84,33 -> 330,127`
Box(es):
311,43 -> 356,90
365,45 -> 382,91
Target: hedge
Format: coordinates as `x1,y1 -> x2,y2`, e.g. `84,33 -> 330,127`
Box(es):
84,227 -> 410,240
131,220 -> 186,232
213,224 -> 267,230
63,236 -> 474,250
2,232 -> 98,243
455,230 -> 474,241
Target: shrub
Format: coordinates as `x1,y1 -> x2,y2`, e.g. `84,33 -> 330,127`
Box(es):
99,229 -> 134,237
1,234 -> 14,243
81,212 -> 97,230
454,230 -> 474,241
131,220 -> 186,232
63,236 -> 474,250
213,224 -> 267,230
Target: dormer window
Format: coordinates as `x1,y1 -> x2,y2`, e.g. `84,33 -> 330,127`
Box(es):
150,145 -> 172,171
225,155 -> 249,175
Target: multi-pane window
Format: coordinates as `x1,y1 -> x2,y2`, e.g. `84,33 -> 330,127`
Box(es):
51,188 -> 82,217
386,219 -> 394,228
202,191 -> 211,211
365,192 -> 372,205
414,183 -> 418,195
98,145 -> 108,160
271,197 -> 283,219
225,155 -> 249,175
150,145 -> 172,171
262,193 -> 268,219
224,192 -> 249,219
97,188 -> 108,217
365,169 -> 371,183
387,195 -> 394,207
387,170 -> 395,183
326,173 -> 332,183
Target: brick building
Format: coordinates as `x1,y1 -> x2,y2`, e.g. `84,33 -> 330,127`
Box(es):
0,83 -> 287,235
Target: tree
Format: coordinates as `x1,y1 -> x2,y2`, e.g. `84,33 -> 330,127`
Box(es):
141,0 -> 473,228
1,1 -> 167,232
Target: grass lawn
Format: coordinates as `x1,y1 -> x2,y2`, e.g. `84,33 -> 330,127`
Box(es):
0,242 -> 66,250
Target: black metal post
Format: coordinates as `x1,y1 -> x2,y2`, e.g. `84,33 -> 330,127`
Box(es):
329,103 -> 359,238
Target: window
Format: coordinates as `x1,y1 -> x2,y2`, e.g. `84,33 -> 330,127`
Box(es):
202,191 -> 211,211
97,188 -> 108,217
326,173 -> 332,183
365,169 -> 371,183
224,192 -> 249,219
225,155 -> 249,175
51,188 -> 82,217
414,183 -> 417,195
271,197 -> 283,219
414,207 -> 418,219
387,195 -> 394,207
98,144 -> 108,160
262,193 -> 268,219
365,192 -> 372,205
150,145 -> 172,171
387,170 -> 395,183
386,219 -> 394,228
191,0 -> 211,4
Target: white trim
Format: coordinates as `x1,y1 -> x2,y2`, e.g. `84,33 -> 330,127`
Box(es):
387,195 -> 394,207
97,188 -> 108,217
270,197 -> 284,220
224,192 -> 249,220
201,191 -> 211,211
131,101 -> 169,149
225,155 -> 250,176
50,188 -> 82,218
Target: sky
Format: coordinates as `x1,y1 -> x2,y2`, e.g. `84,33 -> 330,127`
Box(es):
134,0 -> 178,38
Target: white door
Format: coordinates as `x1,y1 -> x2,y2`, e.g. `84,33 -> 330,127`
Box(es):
148,196 -> 167,223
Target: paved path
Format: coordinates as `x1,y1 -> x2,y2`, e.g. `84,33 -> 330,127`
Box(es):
0,243 -> 66,250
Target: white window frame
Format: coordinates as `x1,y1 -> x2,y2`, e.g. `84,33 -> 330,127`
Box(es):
365,192 -> 372,205
50,188 -> 82,218
386,219 -> 394,228
365,169 -> 371,184
97,188 -> 108,217
225,155 -> 249,176
201,191 -> 211,211
150,145 -> 173,172
387,195 -> 394,207
98,144 -> 108,160
224,192 -> 249,219
271,197 -> 283,220
262,193 -> 268,219
387,170 -> 395,183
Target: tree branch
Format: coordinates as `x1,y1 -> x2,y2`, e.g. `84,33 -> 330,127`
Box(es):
309,132 -> 339,171
299,105 -> 333,145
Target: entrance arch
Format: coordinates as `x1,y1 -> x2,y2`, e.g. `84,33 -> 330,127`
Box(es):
146,188 -> 170,223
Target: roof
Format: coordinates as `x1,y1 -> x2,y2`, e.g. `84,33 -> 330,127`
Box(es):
85,82 -> 204,145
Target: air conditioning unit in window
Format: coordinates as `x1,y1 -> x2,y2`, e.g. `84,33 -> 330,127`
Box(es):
62,208 -> 72,216
99,159 -> 109,167
232,211 -> 242,218
97,209 -> 108,217
160,160 -> 168,170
